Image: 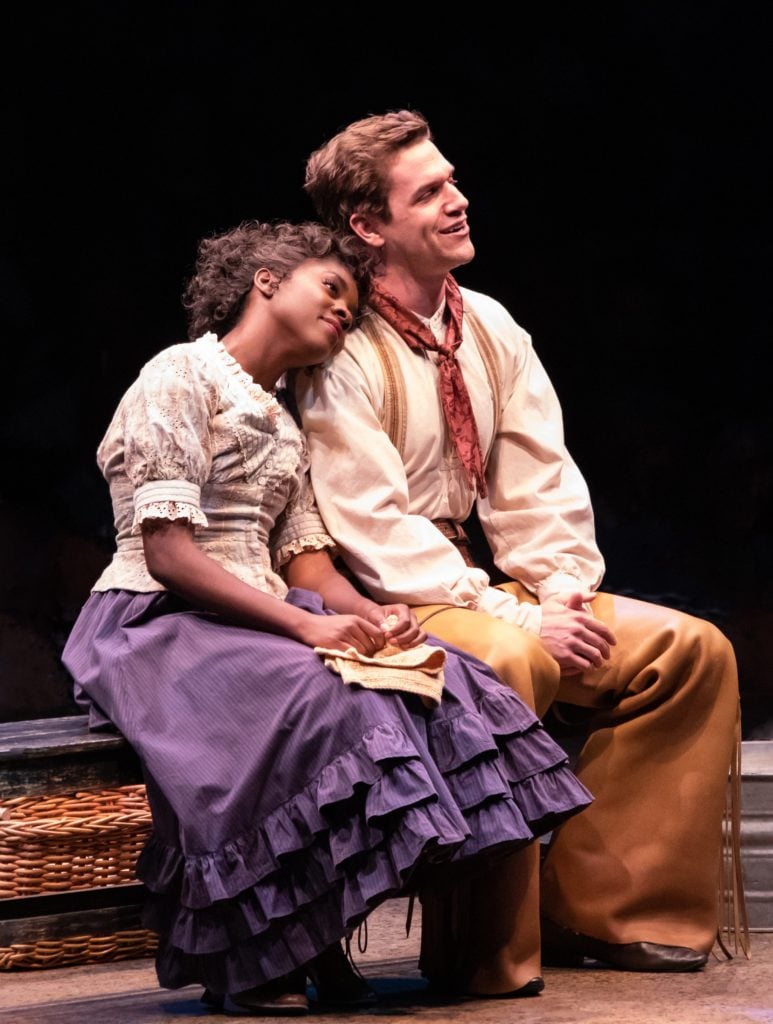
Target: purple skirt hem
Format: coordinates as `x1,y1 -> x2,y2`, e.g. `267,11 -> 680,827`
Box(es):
62,587 -> 592,992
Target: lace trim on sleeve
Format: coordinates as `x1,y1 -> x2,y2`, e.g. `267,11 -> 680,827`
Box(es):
273,533 -> 336,569
131,479 -> 208,534
133,502 -> 209,534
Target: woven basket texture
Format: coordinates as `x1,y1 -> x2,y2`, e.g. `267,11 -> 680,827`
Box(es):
0,784 -> 152,898
0,784 -> 158,969
0,928 -> 159,970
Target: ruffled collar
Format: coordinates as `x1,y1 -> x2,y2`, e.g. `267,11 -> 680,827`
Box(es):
199,332 -> 283,420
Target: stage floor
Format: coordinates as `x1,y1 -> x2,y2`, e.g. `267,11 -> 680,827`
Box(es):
0,898 -> 770,1024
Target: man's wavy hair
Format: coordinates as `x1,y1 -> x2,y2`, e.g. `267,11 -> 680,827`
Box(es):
304,110 -> 431,234
182,220 -> 373,341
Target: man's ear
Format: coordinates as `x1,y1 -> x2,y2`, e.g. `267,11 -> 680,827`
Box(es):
254,268 -> 280,296
349,211 -> 386,249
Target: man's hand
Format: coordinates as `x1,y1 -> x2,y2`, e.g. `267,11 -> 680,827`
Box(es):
540,591 -> 617,677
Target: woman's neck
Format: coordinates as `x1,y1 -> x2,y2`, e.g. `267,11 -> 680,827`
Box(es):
220,326 -> 281,392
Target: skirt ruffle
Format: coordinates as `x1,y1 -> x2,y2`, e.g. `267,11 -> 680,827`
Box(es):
62,587 -> 592,993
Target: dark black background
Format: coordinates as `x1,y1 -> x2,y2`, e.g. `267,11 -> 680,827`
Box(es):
2,3 -> 771,734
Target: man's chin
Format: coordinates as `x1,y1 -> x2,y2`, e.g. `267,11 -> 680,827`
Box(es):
450,241 -> 475,269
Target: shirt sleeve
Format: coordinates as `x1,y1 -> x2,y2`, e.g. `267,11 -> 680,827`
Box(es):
270,448 -> 336,570
475,305 -> 605,600
99,345 -> 218,534
297,344 -> 541,632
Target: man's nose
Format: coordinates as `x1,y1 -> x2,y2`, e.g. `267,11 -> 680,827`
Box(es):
445,182 -> 469,210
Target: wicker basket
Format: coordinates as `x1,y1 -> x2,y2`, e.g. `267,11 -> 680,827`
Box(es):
0,785 -> 152,897
0,928 -> 159,970
0,784 -> 159,969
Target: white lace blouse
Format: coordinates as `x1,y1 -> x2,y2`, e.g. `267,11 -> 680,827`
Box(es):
92,333 -> 334,598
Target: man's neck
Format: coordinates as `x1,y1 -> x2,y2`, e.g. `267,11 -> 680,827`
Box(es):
375,266 -> 447,319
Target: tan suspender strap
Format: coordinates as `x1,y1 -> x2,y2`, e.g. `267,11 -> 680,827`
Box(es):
465,307 -> 502,449
358,315 -> 407,458
360,307 -> 502,462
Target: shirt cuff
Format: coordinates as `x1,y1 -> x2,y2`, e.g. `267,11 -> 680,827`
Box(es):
273,534 -> 336,570
536,572 -> 589,600
131,479 -> 208,534
477,586 -> 542,635
272,507 -> 335,564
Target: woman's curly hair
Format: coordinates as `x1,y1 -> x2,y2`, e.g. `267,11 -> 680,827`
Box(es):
182,220 -> 374,341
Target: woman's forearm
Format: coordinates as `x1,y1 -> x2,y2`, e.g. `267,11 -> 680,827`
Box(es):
142,522 -> 388,654
285,549 -> 427,648
143,520 -> 312,639
285,550 -> 380,617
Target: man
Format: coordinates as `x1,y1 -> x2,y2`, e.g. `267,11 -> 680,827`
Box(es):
297,109 -> 742,991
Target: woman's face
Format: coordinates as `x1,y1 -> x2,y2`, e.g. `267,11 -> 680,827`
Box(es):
268,256 -> 359,367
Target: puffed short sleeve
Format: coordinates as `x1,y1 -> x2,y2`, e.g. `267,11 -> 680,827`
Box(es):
270,456 -> 336,570
98,344 -> 219,534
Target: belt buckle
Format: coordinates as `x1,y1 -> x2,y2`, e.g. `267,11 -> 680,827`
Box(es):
435,517 -> 469,545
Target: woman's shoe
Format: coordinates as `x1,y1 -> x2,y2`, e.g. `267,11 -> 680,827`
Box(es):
306,941 -> 378,1008
202,968 -> 310,1016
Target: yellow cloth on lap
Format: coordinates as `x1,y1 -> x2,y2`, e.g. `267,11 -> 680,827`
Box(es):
315,642 -> 446,708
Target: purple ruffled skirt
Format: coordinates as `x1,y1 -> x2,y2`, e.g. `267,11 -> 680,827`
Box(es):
62,587 -> 591,993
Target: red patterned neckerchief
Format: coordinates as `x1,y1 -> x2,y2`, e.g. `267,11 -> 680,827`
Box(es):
368,275 -> 487,497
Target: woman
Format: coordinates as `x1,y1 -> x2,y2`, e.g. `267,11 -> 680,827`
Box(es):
62,220 -> 591,1016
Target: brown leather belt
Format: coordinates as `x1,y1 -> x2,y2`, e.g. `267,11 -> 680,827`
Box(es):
432,518 -> 478,568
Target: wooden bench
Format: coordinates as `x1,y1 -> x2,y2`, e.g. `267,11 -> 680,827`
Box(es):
0,715 -> 143,800
0,715 -> 150,961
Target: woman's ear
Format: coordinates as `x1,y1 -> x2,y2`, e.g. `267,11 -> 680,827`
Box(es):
254,268 -> 280,296
349,212 -> 386,249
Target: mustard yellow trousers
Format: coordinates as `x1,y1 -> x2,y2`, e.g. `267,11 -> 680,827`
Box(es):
415,583 -> 740,992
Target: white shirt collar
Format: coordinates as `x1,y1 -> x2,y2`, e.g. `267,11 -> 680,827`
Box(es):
416,298 -> 448,342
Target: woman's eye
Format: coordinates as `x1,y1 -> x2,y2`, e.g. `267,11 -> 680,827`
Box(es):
323,279 -> 338,293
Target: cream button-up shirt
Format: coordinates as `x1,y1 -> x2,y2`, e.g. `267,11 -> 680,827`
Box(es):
298,287 -> 604,635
